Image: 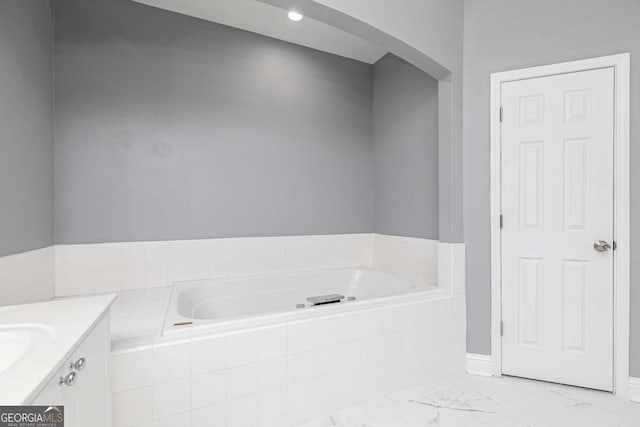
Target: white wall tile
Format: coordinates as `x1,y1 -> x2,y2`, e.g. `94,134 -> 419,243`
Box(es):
287,351 -> 314,384
402,303 -> 422,330
0,247 -> 54,306
314,346 -> 338,377
382,332 -> 403,359
152,412 -> 190,427
145,243 -> 168,266
152,379 -> 191,420
95,270 -> 122,293
187,263 -> 210,280
287,380 -> 314,413
280,236 -> 322,259
338,368 -> 362,403
121,268 -> 145,292
153,343 -> 190,383
227,329 -> 258,368
52,234 -> 450,297
381,356 -> 402,393
257,387 -> 287,422
54,245 -> 71,276
338,340 -> 361,371
121,242 -> 146,270
287,320 -> 314,354
113,387 -> 153,427
314,316 -> 339,349
227,364 -> 259,399
68,244 -> 96,274
361,335 -> 382,364
360,309 -> 383,338
402,328 -> 423,354
112,350 -> 153,393
382,306 -> 403,334
313,373 -> 338,405
361,361 -> 385,391
54,234 -> 386,296
258,325 -> 287,361
227,395 -> 258,427
145,264 -> 167,289
191,402 -> 226,427
191,371 -> 226,409
258,358 -> 287,392
372,234 -> 438,286
338,313 -> 361,343
94,243 -> 122,272
191,335 -> 226,375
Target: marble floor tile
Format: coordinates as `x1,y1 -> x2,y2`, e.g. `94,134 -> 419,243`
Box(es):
298,374 -> 640,427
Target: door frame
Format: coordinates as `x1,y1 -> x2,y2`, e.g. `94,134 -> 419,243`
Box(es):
489,53 -> 630,396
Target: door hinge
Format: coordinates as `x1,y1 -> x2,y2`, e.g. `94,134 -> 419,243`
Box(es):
500,214 -> 504,229
500,321 -> 504,336
499,106 -> 504,122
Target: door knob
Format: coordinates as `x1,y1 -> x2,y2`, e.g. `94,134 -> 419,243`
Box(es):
593,240 -> 612,252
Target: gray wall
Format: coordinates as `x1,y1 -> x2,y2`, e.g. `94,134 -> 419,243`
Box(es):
463,0 -> 640,374
54,0 -> 374,243
285,0 -> 464,243
0,0 -> 54,257
373,54 -> 438,239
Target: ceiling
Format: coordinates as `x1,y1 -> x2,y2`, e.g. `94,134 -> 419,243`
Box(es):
132,0 -> 387,64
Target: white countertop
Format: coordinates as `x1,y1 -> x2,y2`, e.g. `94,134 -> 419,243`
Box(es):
0,294 -> 115,404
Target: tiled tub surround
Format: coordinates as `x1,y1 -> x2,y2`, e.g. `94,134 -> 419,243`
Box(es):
111,291 -> 466,427
0,246 -> 54,306
54,234 -> 442,297
47,233 -> 465,426
108,238 -> 464,353
372,234 -> 438,286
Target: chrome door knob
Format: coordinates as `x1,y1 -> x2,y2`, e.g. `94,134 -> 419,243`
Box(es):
59,371 -> 77,387
593,240 -> 612,252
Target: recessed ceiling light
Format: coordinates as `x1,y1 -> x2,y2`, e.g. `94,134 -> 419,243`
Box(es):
288,11 -> 303,22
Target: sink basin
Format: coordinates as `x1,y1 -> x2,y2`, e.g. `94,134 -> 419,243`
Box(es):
0,324 -> 55,375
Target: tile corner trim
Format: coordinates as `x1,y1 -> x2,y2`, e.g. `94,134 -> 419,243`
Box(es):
629,377 -> 640,402
466,352 -> 493,377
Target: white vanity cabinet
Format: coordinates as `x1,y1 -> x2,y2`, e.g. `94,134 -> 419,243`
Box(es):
31,314 -> 111,427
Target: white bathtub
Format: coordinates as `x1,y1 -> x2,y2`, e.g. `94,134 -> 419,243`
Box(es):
163,267 -> 438,336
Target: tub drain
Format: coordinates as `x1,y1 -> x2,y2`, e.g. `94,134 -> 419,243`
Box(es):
173,321 -> 193,326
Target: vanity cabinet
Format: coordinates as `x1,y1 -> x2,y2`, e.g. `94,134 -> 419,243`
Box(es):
31,314 -> 111,427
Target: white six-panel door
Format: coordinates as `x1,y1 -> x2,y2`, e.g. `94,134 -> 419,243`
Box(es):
500,67 -> 615,391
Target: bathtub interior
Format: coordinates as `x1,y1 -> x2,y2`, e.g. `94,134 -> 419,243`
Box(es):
163,267 -> 438,336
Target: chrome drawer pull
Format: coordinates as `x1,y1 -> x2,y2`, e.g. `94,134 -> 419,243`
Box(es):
59,371 -> 77,387
71,357 -> 87,371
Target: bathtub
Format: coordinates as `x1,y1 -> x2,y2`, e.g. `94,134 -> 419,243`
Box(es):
112,265 -> 465,427
162,267 -> 438,336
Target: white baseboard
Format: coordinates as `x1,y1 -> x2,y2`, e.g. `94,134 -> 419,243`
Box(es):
629,377 -> 640,403
466,353 -> 493,377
